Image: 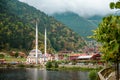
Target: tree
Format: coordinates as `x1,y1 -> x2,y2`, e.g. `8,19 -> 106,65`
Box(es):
0,54 -> 4,59
89,70 -> 97,80
110,1 -> 120,9
45,61 -> 53,69
15,51 -> 19,58
0,0 -> 8,12
90,15 -> 120,80
90,1 -> 120,79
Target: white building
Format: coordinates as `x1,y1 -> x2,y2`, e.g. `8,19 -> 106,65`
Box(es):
26,49 -> 53,64
26,22 -> 53,64
26,49 -> 44,64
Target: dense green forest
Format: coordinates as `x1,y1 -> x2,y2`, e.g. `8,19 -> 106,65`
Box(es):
0,0 -> 85,54
53,12 -> 102,40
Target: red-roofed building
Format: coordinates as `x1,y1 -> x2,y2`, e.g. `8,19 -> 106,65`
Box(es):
58,50 -> 73,60
77,53 -> 101,60
69,53 -> 87,60
57,50 -> 101,61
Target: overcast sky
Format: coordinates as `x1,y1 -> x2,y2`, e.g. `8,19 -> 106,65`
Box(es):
19,0 -> 114,17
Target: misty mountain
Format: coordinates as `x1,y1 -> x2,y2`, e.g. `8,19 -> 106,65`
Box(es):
0,0 -> 85,52
53,12 -> 103,40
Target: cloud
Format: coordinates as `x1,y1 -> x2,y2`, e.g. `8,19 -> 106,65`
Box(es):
19,0 -> 113,17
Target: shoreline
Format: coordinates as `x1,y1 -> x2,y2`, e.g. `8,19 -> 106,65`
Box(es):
0,63 -> 103,71
48,65 -> 103,71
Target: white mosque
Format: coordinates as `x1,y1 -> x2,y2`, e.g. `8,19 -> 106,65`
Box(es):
26,49 -> 43,64
26,22 -> 52,64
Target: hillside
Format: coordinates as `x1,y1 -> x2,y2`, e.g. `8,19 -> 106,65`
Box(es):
53,12 -> 102,40
0,0 -> 85,53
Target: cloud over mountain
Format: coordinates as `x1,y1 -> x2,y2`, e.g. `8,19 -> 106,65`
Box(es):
19,0 -> 113,17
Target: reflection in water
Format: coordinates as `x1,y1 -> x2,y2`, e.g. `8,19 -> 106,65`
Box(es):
0,68 -> 28,80
43,69 -> 47,80
46,71 -> 89,80
34,68 -> 38,80
0,68 -> 89,80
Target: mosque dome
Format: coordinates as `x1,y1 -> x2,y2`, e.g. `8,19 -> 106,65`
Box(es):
28,49 -> 43,58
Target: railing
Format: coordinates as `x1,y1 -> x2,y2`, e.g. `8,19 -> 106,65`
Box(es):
98,67 -> 113,80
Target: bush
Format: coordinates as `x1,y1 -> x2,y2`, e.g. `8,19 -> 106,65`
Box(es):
15,52 -> 19,58
89,70 -> 98,80
0,54 -> 4,59
17,64 -> 25,67
46,61 -> 53,69
29,64 -> 34,68
45,61 -> 59,69
54,61 -> 58,68
6,63 -> 13,68
72,61 -> 76,65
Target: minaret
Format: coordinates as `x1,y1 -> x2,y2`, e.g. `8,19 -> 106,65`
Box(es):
44,28 -> 47,61
35,22 -> 38,64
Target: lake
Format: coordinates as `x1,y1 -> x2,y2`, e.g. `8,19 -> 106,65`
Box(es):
0,68 -> 90,80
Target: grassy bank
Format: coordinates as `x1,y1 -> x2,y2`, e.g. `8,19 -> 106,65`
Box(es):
0,63 -> 43,69
45,61 -> 103,71
58,66 -> 102,71
46,64 -> 103,71
3,55 -> 26,62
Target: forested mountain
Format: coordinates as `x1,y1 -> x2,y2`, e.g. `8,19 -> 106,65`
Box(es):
53,12 -> 103,40
0,0 -> 85,53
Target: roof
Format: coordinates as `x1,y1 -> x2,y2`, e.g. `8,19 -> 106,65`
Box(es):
42,53 -> 52,57
59,51 -> 73,54
77,55 -> 92,59
70,53 -> 87,57
77,53 -> 101,60
29,49 -> 42,54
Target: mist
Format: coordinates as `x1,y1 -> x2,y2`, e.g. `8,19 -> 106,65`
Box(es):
19,0 -> 114,17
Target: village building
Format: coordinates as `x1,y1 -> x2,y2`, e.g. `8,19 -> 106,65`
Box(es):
77,53 -> 101,60
69,53 -> 81,60
58,50 -> 73,60
57,49 -> 101,61
42,53 -> 53,61
68,53 -> 101,61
